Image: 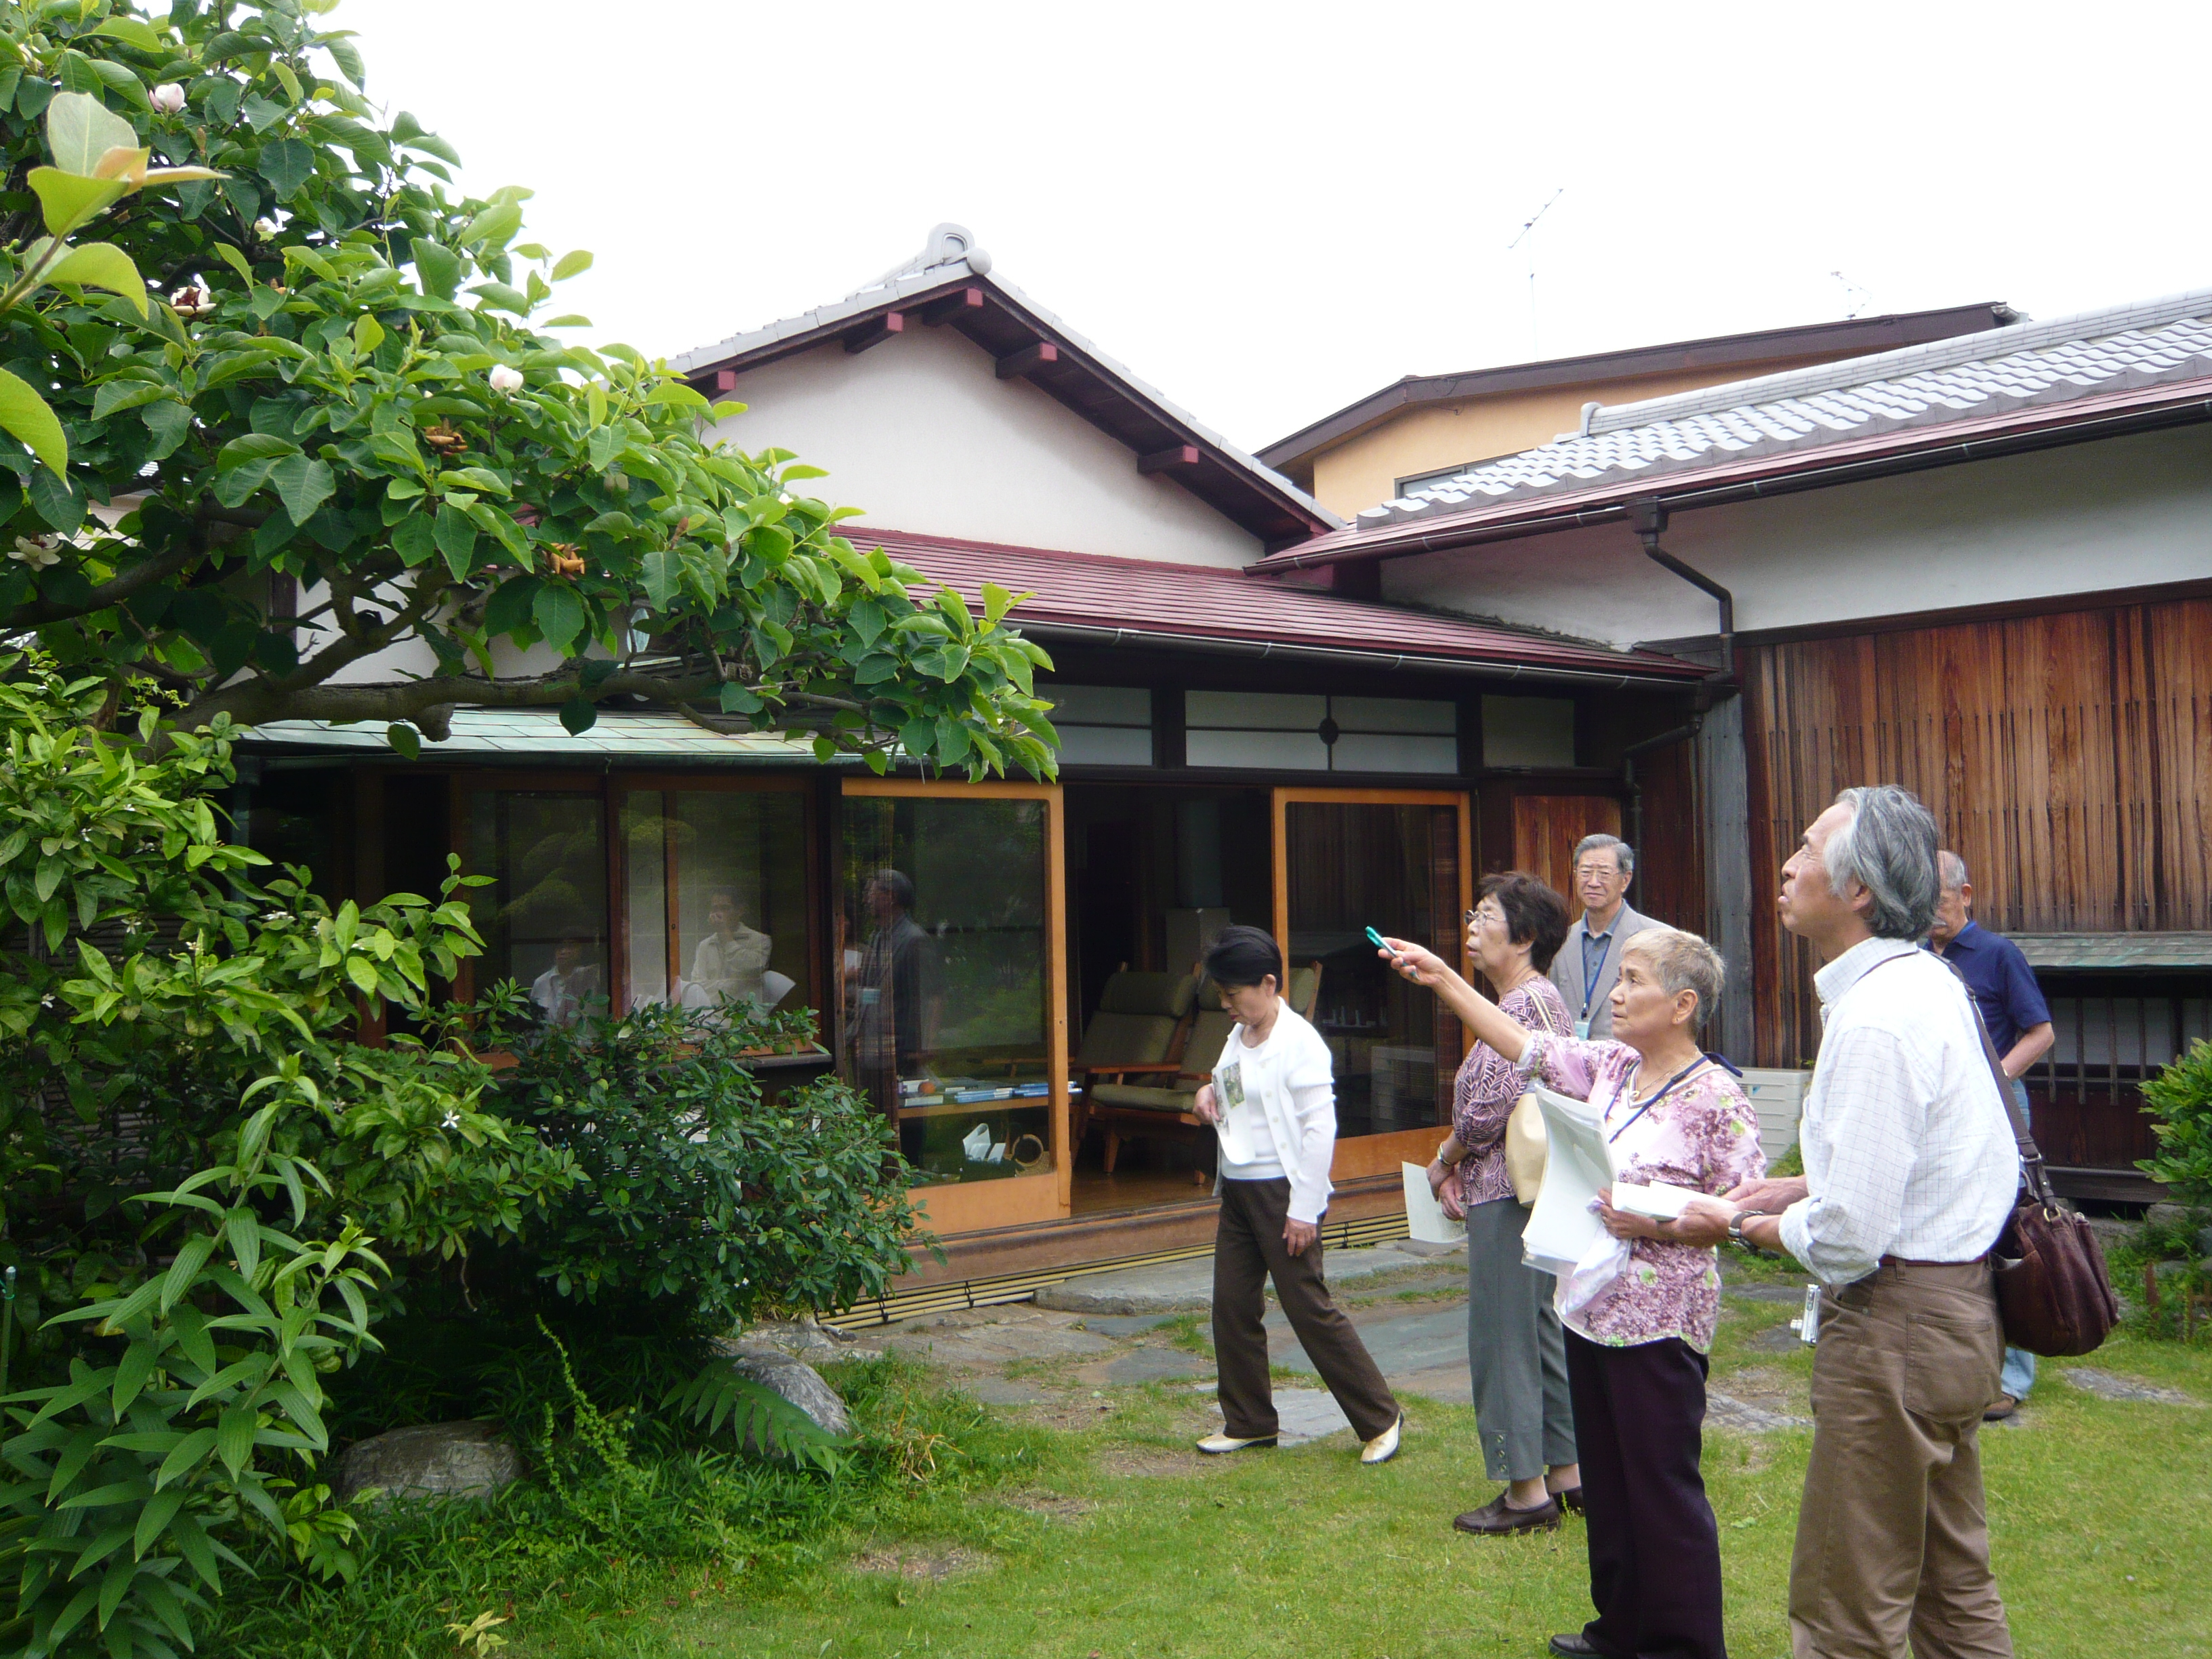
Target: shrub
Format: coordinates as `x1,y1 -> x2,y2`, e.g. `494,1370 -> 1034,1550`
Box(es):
2141,1038 -> 2212,1206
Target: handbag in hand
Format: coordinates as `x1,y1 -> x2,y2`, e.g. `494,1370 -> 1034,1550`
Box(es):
1504,992 -> 1565,1206
1960,1003 -> 2120,1357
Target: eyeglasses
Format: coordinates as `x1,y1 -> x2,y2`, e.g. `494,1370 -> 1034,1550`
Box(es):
1465,906 -> 1503,926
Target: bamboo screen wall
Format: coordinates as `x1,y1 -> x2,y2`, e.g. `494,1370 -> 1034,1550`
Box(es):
1743,598 -> 2212,1067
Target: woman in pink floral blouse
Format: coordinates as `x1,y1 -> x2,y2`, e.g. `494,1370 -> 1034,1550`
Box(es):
1416,873 -> 1582,1536
1382,924 -> 1763,1659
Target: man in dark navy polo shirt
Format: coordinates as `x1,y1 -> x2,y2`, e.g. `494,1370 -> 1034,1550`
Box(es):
1927,849 -> 2053,1419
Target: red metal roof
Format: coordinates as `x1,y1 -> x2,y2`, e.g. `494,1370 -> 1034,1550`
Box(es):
856,529 -> 1707,686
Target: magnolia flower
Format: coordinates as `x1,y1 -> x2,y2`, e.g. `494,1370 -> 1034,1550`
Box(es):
254,218 -> 280,237
487,363 -> 525,394
170,279 -> 215,318
9,537 -> 60,569
150,83 -> 188,114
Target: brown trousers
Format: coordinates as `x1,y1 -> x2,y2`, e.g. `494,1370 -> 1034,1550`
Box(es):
1790,1258 -> 2013,1659
1212,1177 -> 1401,1443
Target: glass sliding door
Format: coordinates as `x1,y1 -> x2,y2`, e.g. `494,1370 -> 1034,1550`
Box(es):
1272,789 -> 1471,1149
464,784 -> 610,1026
840,780 -> 1069,1232
617,781 -> 815,1016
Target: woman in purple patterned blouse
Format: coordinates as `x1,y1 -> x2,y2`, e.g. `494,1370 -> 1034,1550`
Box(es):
1382,924 -> 1763,1659
1414,873 -> 1582,1536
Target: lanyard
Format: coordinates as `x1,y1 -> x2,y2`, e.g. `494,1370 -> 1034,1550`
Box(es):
1578,930 -> 1614,1021
1606,1057 -> 1711,1144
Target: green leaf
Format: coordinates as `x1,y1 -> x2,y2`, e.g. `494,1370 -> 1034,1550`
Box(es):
91,379 -> 169,420
168,1508 -> 222,1589
412,238 -> 462,300
269,455 -> 335,526
386,722 -> 421,761
160,1233 -> 215,1313
559,697 -> 598,735
0,367 -> 69,476
458,199 -> 523,251
392,515 -> 436,567
433,501 -> 477,579
327,37 -> 367,87
346,954 -> 380,996
258,137 -> 314,201
551,248 -> 594,281
43,241 -> 148,314
718,682 -> 762,714
483,574 -> 540,636
91,17 -> 166,52
89,58 -> 152,112
218,432 -> 303,470
353,312 -> 386,356
216,1405 -> 255,1481
133,1488 -> 186,1559
45,91 -> 140,176
640,548 -> 678,610
850,596 -> 885,646
110,1341 -> 159,1419
225,1208 -> 262,1279
533,583 -> 586,651
28,464 -> 85,531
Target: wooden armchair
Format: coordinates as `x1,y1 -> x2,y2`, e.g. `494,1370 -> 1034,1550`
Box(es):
1069,968 -> 1198,1155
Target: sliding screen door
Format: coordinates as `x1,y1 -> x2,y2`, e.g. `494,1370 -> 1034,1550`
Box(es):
1272,789 -> 1472,1170
840,779 -> 1069,1234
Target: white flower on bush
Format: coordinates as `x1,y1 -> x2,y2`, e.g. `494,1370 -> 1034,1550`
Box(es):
170,278 -> 215,318
254,218 -> 280,237
441,1110 -> 462,1130
487,363 -> 525,394
9,536 -> 60,569
151,83 -> 187,114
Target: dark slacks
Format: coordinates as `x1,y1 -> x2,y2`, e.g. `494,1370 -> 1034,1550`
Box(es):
1212,1176 -> 1400,1443
1565,1328 -> 1727,1659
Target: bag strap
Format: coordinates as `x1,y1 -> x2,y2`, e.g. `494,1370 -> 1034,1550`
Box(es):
1927,953 -> 2062,1213
1524,981 -> 1563,1040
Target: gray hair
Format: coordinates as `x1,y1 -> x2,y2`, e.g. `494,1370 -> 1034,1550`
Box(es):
1572,833 -> 1635,878
1826,786 -> 1941,940
1938,850 -> 1969,893
1619,926 -> 1725,1031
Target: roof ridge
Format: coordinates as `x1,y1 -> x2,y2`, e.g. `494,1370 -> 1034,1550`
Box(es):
1586,287 -> 2212,433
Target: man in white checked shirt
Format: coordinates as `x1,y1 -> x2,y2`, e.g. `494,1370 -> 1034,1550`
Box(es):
1681,786 -> 2020,1659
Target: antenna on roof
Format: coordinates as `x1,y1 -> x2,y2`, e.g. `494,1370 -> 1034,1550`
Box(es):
1830,270 -> 1872,319
1508,188 -> 1565,357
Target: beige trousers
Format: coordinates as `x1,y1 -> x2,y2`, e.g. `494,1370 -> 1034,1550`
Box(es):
1790,1258 -> 2013,1659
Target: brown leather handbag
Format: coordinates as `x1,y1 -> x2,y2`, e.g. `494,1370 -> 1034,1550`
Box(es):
1964,1010 -> 2120,1357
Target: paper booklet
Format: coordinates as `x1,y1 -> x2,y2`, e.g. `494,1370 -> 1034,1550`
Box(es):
1519,1082 -> 1622,1280
1608,1180 -> 1703,1221
1401,1162 -> 1466,1244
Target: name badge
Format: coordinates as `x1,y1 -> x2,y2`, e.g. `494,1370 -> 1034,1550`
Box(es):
1574,1019 -> 1591,1041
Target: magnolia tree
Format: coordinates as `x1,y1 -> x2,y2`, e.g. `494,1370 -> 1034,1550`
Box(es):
0,0 -> 1057,776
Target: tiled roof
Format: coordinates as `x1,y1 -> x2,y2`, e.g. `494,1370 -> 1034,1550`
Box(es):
1334,288 -> 2212,533
242,710 -> 826,761
865,530 -> 1706,685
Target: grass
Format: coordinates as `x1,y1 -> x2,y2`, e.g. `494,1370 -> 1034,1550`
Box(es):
216,1252 -> 2212,1659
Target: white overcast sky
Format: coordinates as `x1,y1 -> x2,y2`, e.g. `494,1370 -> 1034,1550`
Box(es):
336,0 -> 2211,459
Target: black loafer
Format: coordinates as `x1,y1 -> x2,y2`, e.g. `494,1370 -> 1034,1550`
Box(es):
1549,1635 -> 1600,1657
1453,1493 -> 1561,1535
1550,1484 -> 1585,1514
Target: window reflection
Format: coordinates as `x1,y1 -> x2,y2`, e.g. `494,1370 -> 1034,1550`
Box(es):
468,791 -> 608,1027
621,787 -> 811,1016
842,796 -> 1052,1185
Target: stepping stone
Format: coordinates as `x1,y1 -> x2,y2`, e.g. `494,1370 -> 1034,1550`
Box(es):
1105,1349 -> 1210,1385
1723,1282 -> 1809,1304
2060,1368 -> 2200,1406
1390,1362 -> 1473,1406
1079,1313 -> 1184,1337
1706,1390 -> 1810,1431
1214,1387 -> 1352,1446
888,1324 -> 1114,1366
1742,1323 -> 1810,1355
966,1378 -> 1054,1406
1278,1306 -> 1469,1378
1035,1242 -> 1463,1315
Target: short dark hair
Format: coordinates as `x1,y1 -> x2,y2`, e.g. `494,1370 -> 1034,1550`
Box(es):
1204,924 -> 1282,991
1477,871 -> 1572,972
865,868 -> 915,910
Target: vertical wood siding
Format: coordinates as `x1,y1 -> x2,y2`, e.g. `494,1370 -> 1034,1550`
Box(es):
1743,598 -> 2212,1067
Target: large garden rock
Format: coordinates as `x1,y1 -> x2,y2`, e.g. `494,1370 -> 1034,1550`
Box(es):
713,1343 -> 853,1439
332,1420 -> 522,1504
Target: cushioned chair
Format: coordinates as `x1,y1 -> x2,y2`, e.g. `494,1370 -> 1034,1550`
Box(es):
1069,968 -> 1198,1156
1088,960 -> 1327,1178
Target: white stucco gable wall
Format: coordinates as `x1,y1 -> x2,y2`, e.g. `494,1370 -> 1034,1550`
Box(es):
1381,425 -> 2212,649
701,326 -> 1262,567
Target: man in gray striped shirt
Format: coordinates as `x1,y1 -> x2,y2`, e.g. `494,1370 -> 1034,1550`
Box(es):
1685,786 -> 2020,1658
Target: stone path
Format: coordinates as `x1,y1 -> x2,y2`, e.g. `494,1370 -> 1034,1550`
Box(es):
2060,1367 -> 2200,1406
1033,1240 -> 1461,1315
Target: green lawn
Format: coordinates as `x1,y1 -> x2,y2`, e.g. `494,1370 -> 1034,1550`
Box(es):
497,1290 -> 2211,1659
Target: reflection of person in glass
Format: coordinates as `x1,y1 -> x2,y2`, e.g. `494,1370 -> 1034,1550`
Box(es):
848,869 -> 942,1107
689,887 -> 772,1007
531,933 -> 601,1026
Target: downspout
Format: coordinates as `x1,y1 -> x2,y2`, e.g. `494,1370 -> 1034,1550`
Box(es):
1626,498 -> 1734,680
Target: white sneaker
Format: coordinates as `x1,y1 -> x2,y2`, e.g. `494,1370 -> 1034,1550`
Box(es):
1195,1431 -> 1277,1455
1360,1415 -> 1403,1465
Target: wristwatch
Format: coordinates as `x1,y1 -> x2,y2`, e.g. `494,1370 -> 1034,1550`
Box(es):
1727,1209 -> 1769,1246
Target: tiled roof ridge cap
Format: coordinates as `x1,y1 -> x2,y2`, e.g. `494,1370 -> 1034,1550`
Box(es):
856,527 -> 1263,582
1585,288 -> 2212,434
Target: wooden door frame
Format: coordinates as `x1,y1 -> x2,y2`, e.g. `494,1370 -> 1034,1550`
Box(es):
1269,786 -> 1475,1181
841,777 -> 1071,1233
